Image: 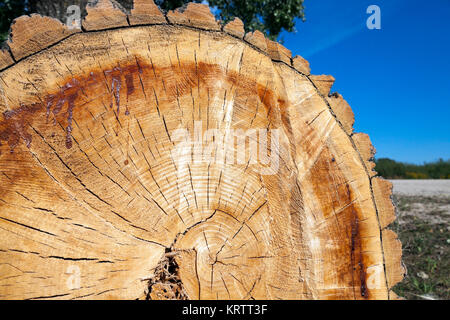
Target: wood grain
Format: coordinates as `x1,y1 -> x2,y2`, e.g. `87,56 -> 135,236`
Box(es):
244,30 -> 268,53
292,55 -> 310,75
7,14 -> 78,61
167,3 -> 220,31
0,0 -> 403,300
310,75 -> 335,96
129,0 -> 166,26
223,18 -> 245,39
82,0 -> 128,31
266,39 -> 292,65
326,93 -> 354,135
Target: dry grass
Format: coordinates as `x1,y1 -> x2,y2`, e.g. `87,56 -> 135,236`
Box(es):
391,194 -> 449,300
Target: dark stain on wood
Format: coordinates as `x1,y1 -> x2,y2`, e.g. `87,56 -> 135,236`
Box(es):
0,57 -> 281,153
308,147 -> 370,299
0,102 -> 41,152
347,185 -> 369,299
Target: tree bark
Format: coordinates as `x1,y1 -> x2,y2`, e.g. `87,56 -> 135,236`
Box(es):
0,1 -> 404,300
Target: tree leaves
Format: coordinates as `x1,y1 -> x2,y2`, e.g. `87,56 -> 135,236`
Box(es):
0,0 -> 27,42
204,0 -> 305,40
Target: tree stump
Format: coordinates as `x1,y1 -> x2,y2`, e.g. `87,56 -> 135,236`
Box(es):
0,1 -> 404,300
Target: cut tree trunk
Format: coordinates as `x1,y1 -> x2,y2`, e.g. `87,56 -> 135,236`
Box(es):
0,1 -> 404,300
27,0 -> 133,23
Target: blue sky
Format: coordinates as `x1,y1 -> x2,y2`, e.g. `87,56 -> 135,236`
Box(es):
280,0 -> 450,164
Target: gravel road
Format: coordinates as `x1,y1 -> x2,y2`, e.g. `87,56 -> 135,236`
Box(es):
390,179 -> 450,197
389,179 -> 449,226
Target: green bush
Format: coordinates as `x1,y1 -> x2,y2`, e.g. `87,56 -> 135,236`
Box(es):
375,158 -> 450,179
0,0 -> 27,43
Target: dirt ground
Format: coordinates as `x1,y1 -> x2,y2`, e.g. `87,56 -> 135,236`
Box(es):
389,180 -> 449,300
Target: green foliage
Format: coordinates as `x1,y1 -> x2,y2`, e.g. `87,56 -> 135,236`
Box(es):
375,158 -> 450,179
201,0 -> 305,40
157,0 -> 305,40
0,0 -> 27,43
156,0 -> 187,10
0,1 -> 305,44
